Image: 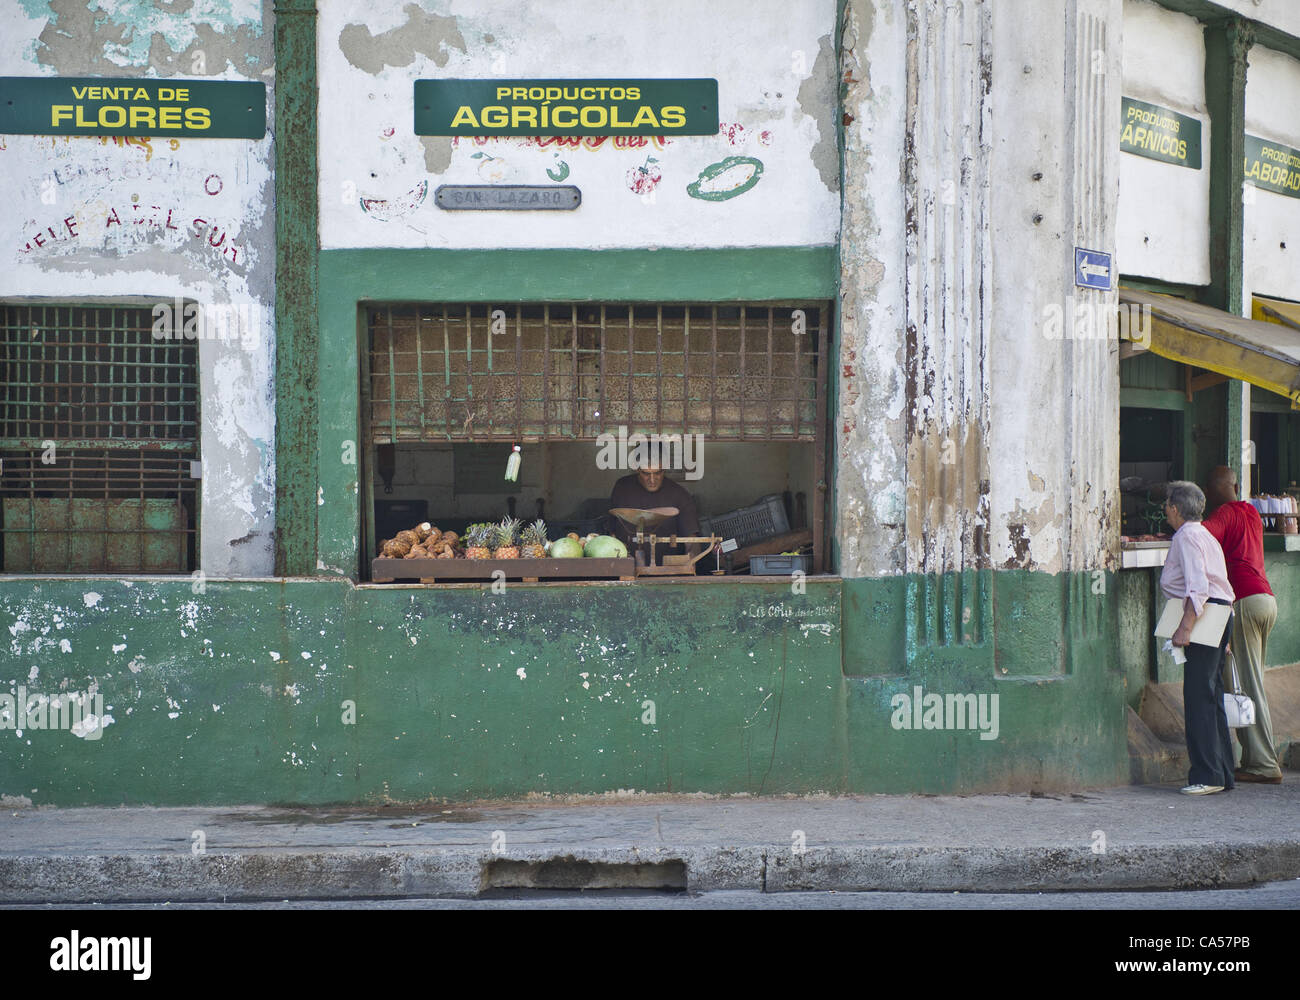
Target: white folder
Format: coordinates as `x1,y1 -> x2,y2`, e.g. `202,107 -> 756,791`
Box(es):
1153,598 -> 1232,646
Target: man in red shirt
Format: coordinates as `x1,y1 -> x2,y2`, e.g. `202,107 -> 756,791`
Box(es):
1203,466 -> 1283,783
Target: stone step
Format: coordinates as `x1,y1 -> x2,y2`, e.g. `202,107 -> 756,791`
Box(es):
1131,661 -> 1300,782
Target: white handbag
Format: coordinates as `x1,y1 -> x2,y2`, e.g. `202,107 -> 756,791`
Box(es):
1223,650 -> 1256,728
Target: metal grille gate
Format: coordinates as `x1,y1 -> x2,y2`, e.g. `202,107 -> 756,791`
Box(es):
0,304 -> 198,572
365,303 -> 827,442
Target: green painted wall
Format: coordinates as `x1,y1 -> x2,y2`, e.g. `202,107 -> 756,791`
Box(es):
1118,552 -> 1300,691
274,0 -> 320,577
1,569 -> 1126,805
1118,567 -> 1157,709
1257,552 -> 1300,665
840,569 -> 1126,794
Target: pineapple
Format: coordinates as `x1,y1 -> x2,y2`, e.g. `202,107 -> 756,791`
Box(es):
464,522 -> 493,560
492,516 -> 522,559
521,519 -> 548,559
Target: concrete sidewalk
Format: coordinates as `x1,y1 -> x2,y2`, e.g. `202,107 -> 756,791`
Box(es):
2,776 -> 1298,902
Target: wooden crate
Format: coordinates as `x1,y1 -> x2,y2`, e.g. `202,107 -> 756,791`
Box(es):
372,557 -> 635,583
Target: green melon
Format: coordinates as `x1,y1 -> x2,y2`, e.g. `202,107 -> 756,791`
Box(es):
548,537 -> 585,558
583,535 -> 628,559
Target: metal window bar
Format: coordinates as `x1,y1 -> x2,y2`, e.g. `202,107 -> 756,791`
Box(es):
514,305 -> 523,441
365,303 -> 825,443
2,305 -> 196,445
442,308 -> 452,437
739,305 -> 746,440
414,310 -> 427,439
574,300 -> 585,436
1,303 -> 198,573
681,308 -> 690,441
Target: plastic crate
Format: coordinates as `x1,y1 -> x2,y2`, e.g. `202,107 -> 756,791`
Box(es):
700,494 -> 790,548
749,554 -> 811,576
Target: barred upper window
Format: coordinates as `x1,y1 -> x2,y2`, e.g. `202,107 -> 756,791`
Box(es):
365,303 -> 827,443
0,303 -> 198,573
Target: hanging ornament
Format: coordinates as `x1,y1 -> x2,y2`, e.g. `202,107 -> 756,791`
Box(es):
504,444 -> 521,482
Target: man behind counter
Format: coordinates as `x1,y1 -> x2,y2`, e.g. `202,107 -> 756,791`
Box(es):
608,464 -> 701,563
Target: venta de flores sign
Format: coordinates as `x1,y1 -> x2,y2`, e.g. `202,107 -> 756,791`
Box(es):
415,79 -> 718,136
0,76 -> 266,138
1120,97 -> 1201,169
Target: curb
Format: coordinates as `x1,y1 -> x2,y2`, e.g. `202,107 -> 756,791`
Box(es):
4,840 -> 1300,902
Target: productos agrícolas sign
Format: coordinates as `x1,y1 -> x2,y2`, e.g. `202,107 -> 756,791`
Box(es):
415,78 -> 718,136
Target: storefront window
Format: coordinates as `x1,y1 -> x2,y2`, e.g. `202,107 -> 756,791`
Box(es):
362,302 -> 829,580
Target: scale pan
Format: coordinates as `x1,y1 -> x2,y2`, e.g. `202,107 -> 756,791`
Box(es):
609,506 -> 679,530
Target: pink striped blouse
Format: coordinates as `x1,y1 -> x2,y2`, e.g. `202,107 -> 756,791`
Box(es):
1159,520 -> 1234,617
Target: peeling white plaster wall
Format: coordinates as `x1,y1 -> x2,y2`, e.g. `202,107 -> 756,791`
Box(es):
989,0 -> 1072,574
0,1 -> 276,577
839,0 -> 1125,578
1244,44 -> 1300,305
317,0 -> 839,250
836,0 -> 908,579
1117,0 -> 1211,286
987,0 -> 1122,574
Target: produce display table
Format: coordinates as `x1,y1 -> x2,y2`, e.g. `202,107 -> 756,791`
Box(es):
372,557 -> 636,583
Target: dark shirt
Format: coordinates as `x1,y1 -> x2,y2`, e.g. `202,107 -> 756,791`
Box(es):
608,474 -> 701,554
1203,501 -> 1273,600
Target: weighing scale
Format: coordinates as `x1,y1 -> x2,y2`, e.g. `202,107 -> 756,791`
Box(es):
608,506 -> 723,576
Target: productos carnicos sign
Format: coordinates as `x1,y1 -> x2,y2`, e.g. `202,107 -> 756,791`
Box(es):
0,77 -> 266,138
415,79 -> 718,136
1119,97 -> 1201,169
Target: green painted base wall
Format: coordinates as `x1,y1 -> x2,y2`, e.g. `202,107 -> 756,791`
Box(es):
1256,553 -> 1300,665
1,571 -> 1126,806
1118,568 -> 1157,710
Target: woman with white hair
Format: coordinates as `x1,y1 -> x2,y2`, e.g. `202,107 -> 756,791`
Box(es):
1160,480 -> 1237,795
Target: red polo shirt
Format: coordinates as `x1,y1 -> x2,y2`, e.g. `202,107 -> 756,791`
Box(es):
1202,501 -> 1273,600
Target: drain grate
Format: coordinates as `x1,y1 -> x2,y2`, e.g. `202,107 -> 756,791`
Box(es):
481,856 -> 687,892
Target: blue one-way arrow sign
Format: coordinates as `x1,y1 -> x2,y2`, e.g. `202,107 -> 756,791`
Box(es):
1074,247 -> 1113,290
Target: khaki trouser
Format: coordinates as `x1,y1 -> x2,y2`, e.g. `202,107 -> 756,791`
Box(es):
1223,592 -> 1280,776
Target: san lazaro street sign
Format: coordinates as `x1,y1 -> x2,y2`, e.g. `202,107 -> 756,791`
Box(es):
1120,97 -> 1201,169
1245,134 -> 1300,199
0,77 -> 266,138
415,79 -> 718,136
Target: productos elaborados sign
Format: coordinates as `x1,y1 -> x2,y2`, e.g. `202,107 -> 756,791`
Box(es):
1245,134 -> 1300,199
0,77 -> 266,138
415,78 -> 718,136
